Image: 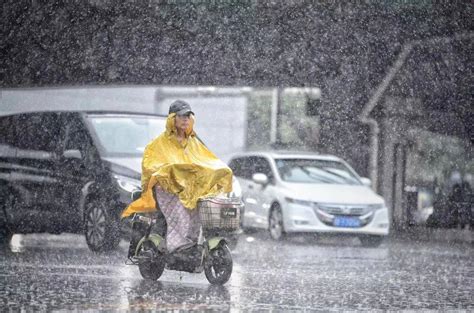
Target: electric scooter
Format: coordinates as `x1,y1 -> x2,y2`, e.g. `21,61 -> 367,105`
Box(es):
126,190 -> 242,285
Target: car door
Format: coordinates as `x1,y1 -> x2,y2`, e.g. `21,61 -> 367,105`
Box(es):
247,156 -> 275,228
229,156 -> 274,229
6,113 -> 65,231
56,113 -> 98,229
229,156 -> 258,228
0,115 -> 15,229
0,115 -> 15,186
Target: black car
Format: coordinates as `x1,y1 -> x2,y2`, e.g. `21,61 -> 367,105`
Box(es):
0,111 -> 166,251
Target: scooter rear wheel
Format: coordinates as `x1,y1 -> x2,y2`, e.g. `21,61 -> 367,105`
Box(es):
204,242 -> 233,285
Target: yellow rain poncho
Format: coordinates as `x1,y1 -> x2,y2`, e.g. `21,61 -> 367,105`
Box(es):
121,113 -> 233,218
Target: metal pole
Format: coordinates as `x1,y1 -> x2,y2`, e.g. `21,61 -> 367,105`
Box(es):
270,87 -> 282,145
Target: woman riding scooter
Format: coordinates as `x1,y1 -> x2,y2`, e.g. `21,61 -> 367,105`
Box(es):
121,100 -> 234,267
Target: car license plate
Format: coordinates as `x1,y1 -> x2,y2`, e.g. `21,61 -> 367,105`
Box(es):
333,216 -> 360,227
221,207 -> 237,218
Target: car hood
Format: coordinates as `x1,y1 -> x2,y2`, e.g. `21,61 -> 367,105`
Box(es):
282,183 -> 385,205
102,157 -> 141,180
103,157 -> 243,197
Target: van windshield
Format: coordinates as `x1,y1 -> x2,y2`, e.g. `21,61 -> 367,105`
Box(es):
87,115 -> 166,156
275,158 -> 362,185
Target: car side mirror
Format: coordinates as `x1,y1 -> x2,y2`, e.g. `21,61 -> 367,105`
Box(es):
131,189 -> 142,201
63,149 -> 82,159
360,177 -> 372,187
252,173 -> 269,185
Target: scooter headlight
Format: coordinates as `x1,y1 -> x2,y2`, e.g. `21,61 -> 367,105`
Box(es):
367,203 -> 385,211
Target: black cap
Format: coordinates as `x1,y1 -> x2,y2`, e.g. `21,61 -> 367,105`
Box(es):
168,100 -> 194,116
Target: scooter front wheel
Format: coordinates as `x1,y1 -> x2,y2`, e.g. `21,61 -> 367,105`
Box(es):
204,242 -> 233,285
138,248 -> 165,281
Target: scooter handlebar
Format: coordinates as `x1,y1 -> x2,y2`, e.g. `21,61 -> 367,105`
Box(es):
132,214 -> 156,226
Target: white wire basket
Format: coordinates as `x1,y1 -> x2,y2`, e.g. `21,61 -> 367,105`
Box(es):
198,197 -> 242,231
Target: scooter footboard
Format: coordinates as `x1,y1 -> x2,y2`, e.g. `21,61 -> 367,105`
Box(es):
135,234 -> 165,256
208,237 -> 227,250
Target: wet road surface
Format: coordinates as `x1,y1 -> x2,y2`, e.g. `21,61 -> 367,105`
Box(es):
0,232 -> 472,311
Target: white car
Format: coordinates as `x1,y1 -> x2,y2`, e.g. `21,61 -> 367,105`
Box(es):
228,151 -> 390,246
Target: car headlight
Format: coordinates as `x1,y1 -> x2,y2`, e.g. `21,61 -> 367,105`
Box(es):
368,203 -> 385,211
285,197 -> 314,208
114,174 -> 141,193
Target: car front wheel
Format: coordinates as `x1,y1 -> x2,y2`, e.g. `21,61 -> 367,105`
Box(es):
0,228 -> 13,245
85,200 -> 121,252
0,191 -> 14,245
269,204 -> 286,240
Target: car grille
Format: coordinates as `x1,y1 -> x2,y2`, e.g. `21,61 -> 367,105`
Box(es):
316,204 -> 371,216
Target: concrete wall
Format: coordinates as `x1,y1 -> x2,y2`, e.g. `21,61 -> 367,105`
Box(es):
378,98 -> 412,229
0,86 -> 157,114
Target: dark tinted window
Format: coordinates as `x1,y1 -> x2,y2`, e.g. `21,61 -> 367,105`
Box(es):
229,157 -> 244,177
252,157 -> 274,183
229,157 -> 252,180
0,116 -> 15,145
63,114 -> 98,165
0,116 -> 16,157
64,115 -> 92,151
15,113 -> 63,152
229,156 -> 274,182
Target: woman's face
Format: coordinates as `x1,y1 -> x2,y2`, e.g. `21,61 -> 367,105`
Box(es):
175,113 -> 192,133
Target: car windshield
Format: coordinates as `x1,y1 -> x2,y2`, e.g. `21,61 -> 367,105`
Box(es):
275,158 -> 362,185
86,115 -> 166,156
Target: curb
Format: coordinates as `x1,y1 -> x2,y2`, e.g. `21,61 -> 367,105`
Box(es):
391,226 -> 473,244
